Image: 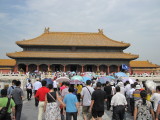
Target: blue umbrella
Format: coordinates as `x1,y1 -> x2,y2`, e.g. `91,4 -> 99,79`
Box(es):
115,72 -> 128,77
71,76 -> 83,81
82,77 -> 91,83
97,76 -> 112,84
43,78 -> 53,85
106,76 -> 115,79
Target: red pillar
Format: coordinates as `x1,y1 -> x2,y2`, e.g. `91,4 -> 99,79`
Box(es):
48,64 -> 50,71
14,64 -> 18,73
107,66 -> 110,75
118,65 -> 120,72
82,65 -> 84,72
63,65 -> 66,72
97,65 -> 99,72
26,64 -> 28,73
37,65 -> 39,71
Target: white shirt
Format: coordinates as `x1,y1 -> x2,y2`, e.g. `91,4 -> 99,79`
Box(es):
120,87 -> 125,95
53,81 -> 58,88
111,92 -> 127,106
129,88 -> 135,98
33,81 -> 42,90
125,84 -> 131,97
150,93 -> 160,112
26,83 -> 32,89
81,86 -> 94,106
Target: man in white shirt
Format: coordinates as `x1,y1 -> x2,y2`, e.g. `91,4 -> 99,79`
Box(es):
26,79 -> 33,101
111,86 -> 127,120
124,81 -> 131,111
81,80 -> 94,120
53,80 -> 58,91
33,78 -> 42,107
151,86 -> 160,113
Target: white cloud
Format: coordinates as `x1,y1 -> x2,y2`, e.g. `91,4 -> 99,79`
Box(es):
0,12 -> 8,19
0,0 -> 160,65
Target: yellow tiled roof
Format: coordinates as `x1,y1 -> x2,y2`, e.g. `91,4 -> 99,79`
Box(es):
7,51 -> 138,59
130,61 -> 159,68
16,32 -> 130,47
0,67 -> 13,70
0,59 -> 16,66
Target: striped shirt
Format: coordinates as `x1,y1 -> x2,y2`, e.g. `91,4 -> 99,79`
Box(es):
133,90 -> 141,101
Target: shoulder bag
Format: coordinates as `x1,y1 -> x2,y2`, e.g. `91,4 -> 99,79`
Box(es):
0,98 -> 11,119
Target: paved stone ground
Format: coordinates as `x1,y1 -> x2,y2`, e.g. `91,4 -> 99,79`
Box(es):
21,95 -> 133,120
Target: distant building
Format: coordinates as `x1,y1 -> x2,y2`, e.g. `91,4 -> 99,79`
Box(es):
0,59 -> 16,73
5,28 -> 138,74
130,60 -> 159,74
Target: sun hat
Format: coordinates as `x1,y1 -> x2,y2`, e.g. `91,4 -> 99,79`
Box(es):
135,85 -> 141,90
117,82 -> 124,87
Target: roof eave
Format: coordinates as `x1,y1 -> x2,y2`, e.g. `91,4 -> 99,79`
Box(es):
13,43 -> 130,48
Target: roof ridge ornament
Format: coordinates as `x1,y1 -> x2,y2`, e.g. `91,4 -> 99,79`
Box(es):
44,27 -> 50,33
98,29 -> 103,34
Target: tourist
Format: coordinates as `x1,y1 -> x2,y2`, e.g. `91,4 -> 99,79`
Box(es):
133,85 -> 141,101
111,86 -> 127,120
35,80 -> 49,120
7,80 -> 17,97
53,80 -> 58,91
63,87 -> 79,120
89,82 -> 107,120
33,78 -> 42,107
60,81 -> 66,93
26,79 -> 33,101
156,101 -> 160,120
134,90 -> 155,120
61,81 -> 70,99
0,89 -> 16,120
151,86 -> 160,115
129,84 -> 135,116
117,82 -> 125,95
81,80 -> 94,120
44,84 -> 65,120
11,81 -> 24,120
76,84 -> 82,102
104,81 -> 112,110
124,81 -> 131,111
110,82 -> 116,96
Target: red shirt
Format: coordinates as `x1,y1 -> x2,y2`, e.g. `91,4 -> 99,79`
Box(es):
35,87 -> 49,101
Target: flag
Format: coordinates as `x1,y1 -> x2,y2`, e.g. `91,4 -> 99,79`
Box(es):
122,64 -> 129,70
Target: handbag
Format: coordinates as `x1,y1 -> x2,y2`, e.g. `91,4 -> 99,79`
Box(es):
48,92 -> 56,101
0,98 -> 11,119
48,92 -> 63,109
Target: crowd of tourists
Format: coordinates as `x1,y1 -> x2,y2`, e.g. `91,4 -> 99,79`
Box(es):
0,74 -> 160,120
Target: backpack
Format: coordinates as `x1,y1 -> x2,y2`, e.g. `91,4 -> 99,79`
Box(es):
0,98 -> 11,119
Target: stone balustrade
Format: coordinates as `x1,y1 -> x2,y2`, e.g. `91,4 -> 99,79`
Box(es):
0,73 -> 160,89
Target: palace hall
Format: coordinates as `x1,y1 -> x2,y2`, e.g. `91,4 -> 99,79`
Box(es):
6,28 -> 139,74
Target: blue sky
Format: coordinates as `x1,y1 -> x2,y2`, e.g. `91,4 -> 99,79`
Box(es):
0,0 -> 160,65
